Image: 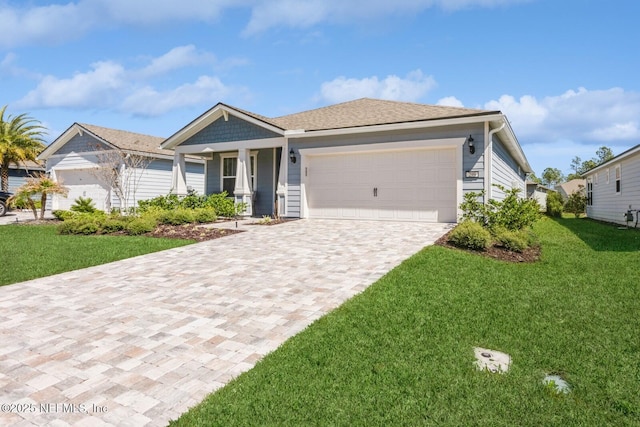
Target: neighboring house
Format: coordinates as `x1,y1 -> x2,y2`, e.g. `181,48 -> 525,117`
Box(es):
162,98 -> 532,222
583,143 -> 640,225
526,181 -> 550,211
555,179 -> 586,201
38,123 -> 204,211
6,160 -> 45,193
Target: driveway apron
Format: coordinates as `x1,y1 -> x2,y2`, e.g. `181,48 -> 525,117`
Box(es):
0,219 -> 450,426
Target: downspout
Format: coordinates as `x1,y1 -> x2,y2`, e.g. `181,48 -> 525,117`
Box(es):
484,120 -> 506,203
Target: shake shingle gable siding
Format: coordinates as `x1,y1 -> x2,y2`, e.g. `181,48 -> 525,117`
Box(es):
52,133 -> 111,155
181,115 -> 281,146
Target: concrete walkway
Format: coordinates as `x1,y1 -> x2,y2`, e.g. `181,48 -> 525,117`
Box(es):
0,219 -> 450,426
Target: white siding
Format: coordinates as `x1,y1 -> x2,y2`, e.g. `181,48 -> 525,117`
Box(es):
586,152 -> 640,225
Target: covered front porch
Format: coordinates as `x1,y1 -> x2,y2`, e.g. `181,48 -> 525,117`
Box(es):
171,140 -> 289,217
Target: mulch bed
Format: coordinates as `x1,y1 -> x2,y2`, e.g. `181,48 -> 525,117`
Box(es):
435,230 -> 541,263
148,223 -> 243,241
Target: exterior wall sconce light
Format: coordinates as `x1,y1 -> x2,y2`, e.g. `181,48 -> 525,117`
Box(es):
468,135 -> 475,155
289,148 -> 297,163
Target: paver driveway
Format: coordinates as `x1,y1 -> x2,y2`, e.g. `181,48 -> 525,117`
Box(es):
0,219 -> 450,426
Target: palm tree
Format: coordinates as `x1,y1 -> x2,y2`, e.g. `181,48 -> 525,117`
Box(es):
0,105 -> 47,192
10,174 -> 68,219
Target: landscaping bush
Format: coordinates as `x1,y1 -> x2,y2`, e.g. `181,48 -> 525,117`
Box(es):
70,196 -> 97,213
138,193 -> 181,212
460,185 -> 540,231
203,192 -> 240,218
448,221 -> 492,251
125,217 -> 157,235
193,208 -> 217,223
157,208 -> 195,225
564,188 -> 587,218
58,217 -> 101,235
493,227 -> 530,253
546,191 -> 563,217
100,218 -> 128,233
52,210 -> 76,221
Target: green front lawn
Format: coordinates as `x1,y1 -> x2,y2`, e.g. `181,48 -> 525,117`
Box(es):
0,225 -> 193,286
171,217 -> 640,426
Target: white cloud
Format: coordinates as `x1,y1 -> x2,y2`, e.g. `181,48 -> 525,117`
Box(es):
121,76 -> 233,116
16,46 -> 247,116
437,96 -> 464,108
320,70 -> 436,103
0,0 -> 531,47
243,0 -> 531,35
18,61 -> 126,109
484,87 -> 640,144
135,45 -> 217,79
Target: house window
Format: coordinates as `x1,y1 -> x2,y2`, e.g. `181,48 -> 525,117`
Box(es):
615,165 -> 621,193
594,173 -> 598,185
587,178 -> 593,206
221,154 -> 256,195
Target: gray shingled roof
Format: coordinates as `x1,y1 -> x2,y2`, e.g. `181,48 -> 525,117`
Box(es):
79,123 -> 168,156
268,98 -> 496,131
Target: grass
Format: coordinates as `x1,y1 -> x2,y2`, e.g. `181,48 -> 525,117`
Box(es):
0,225 -> 193,286
170,217 -> 640,426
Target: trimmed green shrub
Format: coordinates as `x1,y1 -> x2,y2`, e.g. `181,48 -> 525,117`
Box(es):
193,208 -> 217,223
564,188 -> 587,218
70,197 -> 97,213
157,208 -> 195,225
448,221 -> 492,251
57,217 -> 101,235
100,218 -> 127,233
460,185 -> 540,231
125,217 -> 157,235
203,192 -> 238,218
52,210 -> 76,221
138,193 -> 181,212
546,191 -> 563,217
493,227 -> 530,253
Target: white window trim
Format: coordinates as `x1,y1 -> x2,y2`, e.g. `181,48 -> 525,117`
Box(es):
219,152 -> 258,193
615,165 -> 621,194
606,168 -> 610,184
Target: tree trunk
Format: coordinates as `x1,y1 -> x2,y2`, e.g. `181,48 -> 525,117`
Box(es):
40,193 -> 47,220
1,164 -> 9,192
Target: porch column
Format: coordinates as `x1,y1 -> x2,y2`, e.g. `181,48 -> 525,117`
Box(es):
234,148 -> 253,217
276,147 -> 288,218
172,152 -> 188,196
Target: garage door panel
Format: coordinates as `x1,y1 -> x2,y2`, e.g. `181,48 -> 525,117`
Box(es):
307,148 -> 457,222
56,170 -> 110,211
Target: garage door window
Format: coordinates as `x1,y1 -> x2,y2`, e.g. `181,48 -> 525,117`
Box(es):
221,155 -> 256,195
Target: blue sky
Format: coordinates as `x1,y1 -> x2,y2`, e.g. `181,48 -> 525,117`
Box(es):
1,0 -> 639,177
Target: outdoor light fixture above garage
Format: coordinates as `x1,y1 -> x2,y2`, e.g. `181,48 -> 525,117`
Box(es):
289,148 -> 297,163
468,135 -> 475,154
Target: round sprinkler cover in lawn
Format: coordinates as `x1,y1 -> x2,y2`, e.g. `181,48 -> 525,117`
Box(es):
543,375 -> 571,394
474,347 -> 511,373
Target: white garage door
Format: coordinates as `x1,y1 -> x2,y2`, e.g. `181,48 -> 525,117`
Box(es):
306,148 -> 457,222
55,169 -> 110,211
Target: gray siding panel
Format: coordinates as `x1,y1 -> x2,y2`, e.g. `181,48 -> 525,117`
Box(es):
255,148 -> 274,216
181,115 -> 280,146
491,137 -> 526,200
288,124 -> 485,218
586,153 -> 640,225
206,156 -> 221,194
54,133 -> 110,155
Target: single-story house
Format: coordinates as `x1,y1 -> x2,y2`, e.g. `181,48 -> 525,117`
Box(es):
162,98 -> 532,222
526,181 -> 551,211
582,143 -> 640,225
555,179 -> 586,201
4,160 -> 46,193
38,123 -> 204,211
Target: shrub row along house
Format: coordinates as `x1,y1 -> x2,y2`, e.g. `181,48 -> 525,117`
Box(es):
39,98 -> 533,221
